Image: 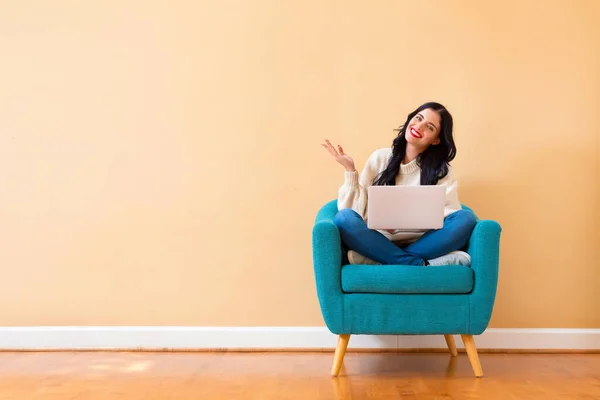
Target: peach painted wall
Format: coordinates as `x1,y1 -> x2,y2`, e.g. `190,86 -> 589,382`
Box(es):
0,0 -> 598,327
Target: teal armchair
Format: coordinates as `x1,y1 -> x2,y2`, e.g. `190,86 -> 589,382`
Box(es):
312,200 -> 502,377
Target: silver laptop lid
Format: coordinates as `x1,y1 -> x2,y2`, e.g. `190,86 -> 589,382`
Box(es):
367,186 -> 445,230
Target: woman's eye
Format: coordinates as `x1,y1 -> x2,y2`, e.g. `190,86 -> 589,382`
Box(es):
428,126 -> 434,131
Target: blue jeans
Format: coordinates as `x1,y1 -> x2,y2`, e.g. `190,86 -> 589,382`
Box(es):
333,208 -> 477,265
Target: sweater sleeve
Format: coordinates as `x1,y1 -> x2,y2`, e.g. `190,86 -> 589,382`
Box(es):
437,168 -> 462,217
337,150 -> 385,219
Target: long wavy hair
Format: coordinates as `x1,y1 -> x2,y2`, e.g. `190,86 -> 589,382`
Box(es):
372,102 -> 456,186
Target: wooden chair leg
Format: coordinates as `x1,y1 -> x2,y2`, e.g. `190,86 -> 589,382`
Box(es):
444,334 -> 458,357
461,334 -> 483,377
331,334 -> 350,376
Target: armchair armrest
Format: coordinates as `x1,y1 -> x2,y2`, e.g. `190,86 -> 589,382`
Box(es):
312,200 -> 345,333
466,219 -> 502,334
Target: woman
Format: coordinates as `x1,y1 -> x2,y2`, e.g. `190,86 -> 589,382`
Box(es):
321,102 -> 476,266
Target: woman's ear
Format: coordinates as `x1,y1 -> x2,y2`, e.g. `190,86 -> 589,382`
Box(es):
432,138 -> 441,145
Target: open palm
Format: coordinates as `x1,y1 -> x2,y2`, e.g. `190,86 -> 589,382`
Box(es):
321,139 -> 356,172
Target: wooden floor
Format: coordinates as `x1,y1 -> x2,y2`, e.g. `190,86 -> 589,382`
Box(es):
0,351 -> 599,399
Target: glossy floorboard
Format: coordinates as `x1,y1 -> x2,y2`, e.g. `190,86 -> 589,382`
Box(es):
0,351 -> 599,399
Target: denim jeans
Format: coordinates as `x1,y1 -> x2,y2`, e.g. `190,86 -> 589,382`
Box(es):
333,208 -> 477,265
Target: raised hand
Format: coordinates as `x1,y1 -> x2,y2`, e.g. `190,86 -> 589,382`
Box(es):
321,139 -> 356,172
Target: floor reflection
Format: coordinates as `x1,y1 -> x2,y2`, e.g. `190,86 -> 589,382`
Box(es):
330,355 -> 464,399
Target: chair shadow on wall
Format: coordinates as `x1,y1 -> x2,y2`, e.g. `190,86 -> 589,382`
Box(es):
459,168 -> 600,323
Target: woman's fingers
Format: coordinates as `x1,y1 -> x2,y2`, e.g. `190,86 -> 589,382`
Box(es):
323,139 -> 339,156
322,144 -> 337,156
337,145 -> 345,155
325,139 -> 337,153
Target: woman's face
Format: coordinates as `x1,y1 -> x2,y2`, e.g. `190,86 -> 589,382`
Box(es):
405,108 -> 441,149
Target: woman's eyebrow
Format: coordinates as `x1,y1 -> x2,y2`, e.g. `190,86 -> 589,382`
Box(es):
417,113 -> 439,131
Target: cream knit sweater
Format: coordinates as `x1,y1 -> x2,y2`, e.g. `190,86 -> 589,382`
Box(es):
337,148 -> 462,244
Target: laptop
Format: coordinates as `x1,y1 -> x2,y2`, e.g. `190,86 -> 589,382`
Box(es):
367,185 -> 445,230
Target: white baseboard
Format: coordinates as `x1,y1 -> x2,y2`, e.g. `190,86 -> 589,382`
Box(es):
0,327 -> 598,351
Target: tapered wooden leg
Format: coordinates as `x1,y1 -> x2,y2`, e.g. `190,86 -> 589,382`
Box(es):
461,334 -> 483,377
444,334 -> 458,357
331,334 -> 350,376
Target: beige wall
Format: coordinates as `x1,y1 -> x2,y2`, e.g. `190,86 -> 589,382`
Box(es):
0,0 -> 598,328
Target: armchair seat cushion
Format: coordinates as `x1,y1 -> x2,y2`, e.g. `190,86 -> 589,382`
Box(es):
341,264 -> 474,294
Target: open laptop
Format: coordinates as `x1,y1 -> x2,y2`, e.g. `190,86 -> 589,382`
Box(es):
367,186 -> 445,230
